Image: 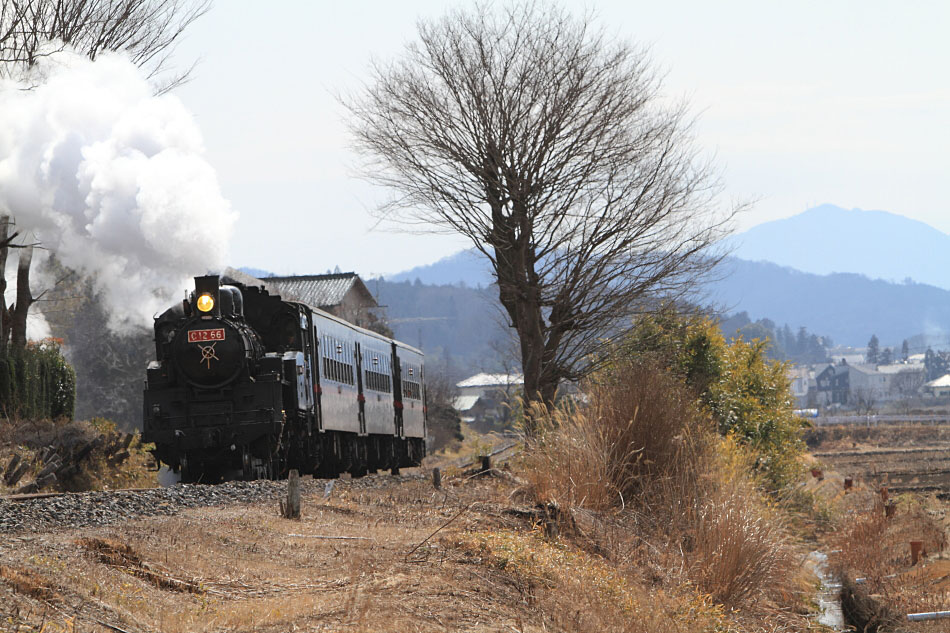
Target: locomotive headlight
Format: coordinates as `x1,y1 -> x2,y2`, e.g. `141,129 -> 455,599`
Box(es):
196,293 -> 215,313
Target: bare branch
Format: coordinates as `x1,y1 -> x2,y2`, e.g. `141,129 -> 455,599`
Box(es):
0,0 -> 211,90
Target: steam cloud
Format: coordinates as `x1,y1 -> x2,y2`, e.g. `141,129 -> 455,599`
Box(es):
0,50 -> 236,332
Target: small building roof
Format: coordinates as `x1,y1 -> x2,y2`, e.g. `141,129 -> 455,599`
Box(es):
876,363 -> 926,375
222,267 -> 300,301
266,273 -> 377,310
457,373 -> 524,388
453,395 -> 481,411
846,363 -> 882,376
925,374 -> 950,388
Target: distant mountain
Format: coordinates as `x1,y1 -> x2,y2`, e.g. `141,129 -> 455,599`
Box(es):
375,280 -> 508,372
238,266 -> 275,279
707,258 -> 950,349
728,204 -> 950,289
387,249 -> 493,287
387,249 -> 950,350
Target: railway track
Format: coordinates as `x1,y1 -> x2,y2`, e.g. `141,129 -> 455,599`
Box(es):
0,472 -> 423,534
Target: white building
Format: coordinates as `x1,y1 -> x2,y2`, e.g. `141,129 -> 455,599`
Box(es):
453,372 -> 523,428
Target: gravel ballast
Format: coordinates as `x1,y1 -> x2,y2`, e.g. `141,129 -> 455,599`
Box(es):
0,473 -> 421,533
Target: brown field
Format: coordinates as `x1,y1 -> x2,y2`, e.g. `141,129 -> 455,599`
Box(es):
809,424 -> 950,495
810,423 -> 950,630
0,474 -> 555,633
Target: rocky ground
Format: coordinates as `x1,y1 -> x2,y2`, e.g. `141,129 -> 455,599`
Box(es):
0,474 -> 422,533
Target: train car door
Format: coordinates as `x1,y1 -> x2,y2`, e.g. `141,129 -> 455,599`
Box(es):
391,343 -> 404,438
355,342 -> 366,435
310,321 -> 322,431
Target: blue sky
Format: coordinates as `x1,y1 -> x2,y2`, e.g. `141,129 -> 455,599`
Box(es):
172,1 -> 950,277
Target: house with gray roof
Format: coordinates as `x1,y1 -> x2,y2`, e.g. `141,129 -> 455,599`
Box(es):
814,360 -> 925,406
222,268 -> 384,332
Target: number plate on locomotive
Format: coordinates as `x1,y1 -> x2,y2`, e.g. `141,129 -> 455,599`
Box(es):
187,328 -> 225,343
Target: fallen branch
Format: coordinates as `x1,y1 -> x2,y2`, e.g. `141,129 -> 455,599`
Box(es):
286,534 -> 374,541
405,503 -> 472,562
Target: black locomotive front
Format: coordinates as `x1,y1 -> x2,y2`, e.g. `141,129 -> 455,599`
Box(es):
143,275 -> 285,481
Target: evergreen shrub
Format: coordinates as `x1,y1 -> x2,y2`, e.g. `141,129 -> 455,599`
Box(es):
0,340 -> 76,421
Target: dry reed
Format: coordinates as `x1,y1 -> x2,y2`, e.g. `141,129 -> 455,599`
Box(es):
522,358 -> 796,611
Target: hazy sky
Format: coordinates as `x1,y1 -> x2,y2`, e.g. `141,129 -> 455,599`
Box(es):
171,1 -> 949,277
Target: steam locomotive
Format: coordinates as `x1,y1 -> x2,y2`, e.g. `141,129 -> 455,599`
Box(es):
142,274 -> 426,482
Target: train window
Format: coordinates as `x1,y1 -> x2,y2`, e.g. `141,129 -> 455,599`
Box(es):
401,362 -> 421,400
362,349 -> 392,393
319,335 -> 355,386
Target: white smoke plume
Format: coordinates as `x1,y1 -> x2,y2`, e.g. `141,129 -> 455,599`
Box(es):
0,49 -> 235,332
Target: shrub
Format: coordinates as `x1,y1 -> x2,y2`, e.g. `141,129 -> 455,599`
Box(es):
0,339 -> 75,421
524,359 -> 709,512
619,309 -> 806,490
688,487 -> 791,608
523,354 -> 798,613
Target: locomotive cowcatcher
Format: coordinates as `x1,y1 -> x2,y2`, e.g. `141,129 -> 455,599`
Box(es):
143,274 -> 426,482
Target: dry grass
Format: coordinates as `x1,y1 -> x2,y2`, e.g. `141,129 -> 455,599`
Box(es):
522,359 -> 801,618
456,528 -> 725,633
0,477 -> 557,633
524,361 -> 709,513
688,488 -> 792,608
828,496 -> 950,629
0,417 -> 157,494
831,500 -> 947,581
0,564 -> 60,601
805,422 -> 950,452
0,467 -> 820,633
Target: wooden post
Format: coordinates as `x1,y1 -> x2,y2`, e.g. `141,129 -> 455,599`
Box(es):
432,467 -> 442,489
844,476 -> 853,491
280,469 -> 301,519
480,455 -> 491,473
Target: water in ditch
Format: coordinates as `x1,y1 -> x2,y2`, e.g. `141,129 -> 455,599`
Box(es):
808,551 -> 845,630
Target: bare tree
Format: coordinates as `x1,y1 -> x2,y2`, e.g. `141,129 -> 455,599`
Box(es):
852,388 -> 877,415
0,0 -> 210,90
892,368 -> 925,398
0,214 -> 11,349
348,3 -> 734,421
0,0 -> 209,349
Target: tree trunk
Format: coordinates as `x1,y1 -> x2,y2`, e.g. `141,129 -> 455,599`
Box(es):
10,244 -> 34,348
0,215 -> 9,349
494,237 -> 550,433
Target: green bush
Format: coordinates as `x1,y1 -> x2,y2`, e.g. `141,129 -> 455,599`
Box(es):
618,308 -> 806,490
0,340 -> 76,421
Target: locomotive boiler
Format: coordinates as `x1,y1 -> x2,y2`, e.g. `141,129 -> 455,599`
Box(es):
143,274 -> 426,482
